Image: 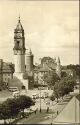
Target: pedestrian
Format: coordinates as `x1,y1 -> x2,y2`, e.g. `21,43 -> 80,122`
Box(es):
35,110 -> 37,114
36,108 -> 38,112
57,110 -> 58,115
47,107 -> 49,113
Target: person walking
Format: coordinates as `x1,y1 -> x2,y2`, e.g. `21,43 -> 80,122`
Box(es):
35,110 -> 37,114
57,110 -> 58,115
47,107 -> 49,113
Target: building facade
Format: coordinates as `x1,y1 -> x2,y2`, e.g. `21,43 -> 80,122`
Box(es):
25,48 -> 34,73
34,57 -> 61,88
0,59 -> 14,88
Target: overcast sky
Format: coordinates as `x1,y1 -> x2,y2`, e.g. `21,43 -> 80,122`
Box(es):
0,1 -> 79,65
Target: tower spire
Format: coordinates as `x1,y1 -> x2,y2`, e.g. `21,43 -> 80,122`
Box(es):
15,15 -> 23,30
18,14 -> 20,22
56,56 -> 61,78
57,57 -> 60,64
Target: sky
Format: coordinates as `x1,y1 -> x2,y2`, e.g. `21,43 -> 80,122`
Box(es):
0,1 -> 79,65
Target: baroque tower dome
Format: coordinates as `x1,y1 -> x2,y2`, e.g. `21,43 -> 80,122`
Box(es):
15,16 -> 23,31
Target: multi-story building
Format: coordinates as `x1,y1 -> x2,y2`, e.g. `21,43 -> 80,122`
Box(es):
34,57 -> 61,88
0,59 -> 14,88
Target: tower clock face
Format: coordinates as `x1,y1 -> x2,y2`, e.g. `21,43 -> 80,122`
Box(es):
17,33 -> 22,37
14,33 -> 22,38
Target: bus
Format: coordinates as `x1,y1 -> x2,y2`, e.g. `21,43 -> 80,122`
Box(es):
8,87 -> 19,92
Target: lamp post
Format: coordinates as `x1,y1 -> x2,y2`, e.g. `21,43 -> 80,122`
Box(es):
39,87 -> 41,113
51,101 -> 53,125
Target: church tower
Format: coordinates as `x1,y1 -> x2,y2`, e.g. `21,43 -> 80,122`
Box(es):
13,17 -> 26,75
56,57 -> 61,78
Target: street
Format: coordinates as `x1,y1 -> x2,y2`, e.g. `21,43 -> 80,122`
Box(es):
15,95 -> 71,124
0,89 -> 73,124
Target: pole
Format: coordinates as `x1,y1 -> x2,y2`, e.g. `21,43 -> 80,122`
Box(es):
75,96 -> 76,125
51,101 -> 53,125
40,88 -> 41,112
79,77 -> 80,123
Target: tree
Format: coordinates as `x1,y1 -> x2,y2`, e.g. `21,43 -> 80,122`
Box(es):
0,95 -> 35,123
43,72 -> 60,87
67,64 -> 80,77
0,98 -> 20,123
5,98 -> 20,118
50,95 -> 55,101
54,82 -> 60,102
61,71 -> 67,78
54,75 -> 76,99
16,95 -> 35,113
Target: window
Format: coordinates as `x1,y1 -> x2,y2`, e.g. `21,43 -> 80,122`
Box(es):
17,41 -> 20,46
22,86 -> 25,90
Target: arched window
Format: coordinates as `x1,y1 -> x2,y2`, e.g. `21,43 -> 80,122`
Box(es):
17,41 -> 20,47
22,85 -> 25,90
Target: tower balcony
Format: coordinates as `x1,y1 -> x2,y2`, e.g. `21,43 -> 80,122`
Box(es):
13,47 -> 26,54
14,36 -> 24,40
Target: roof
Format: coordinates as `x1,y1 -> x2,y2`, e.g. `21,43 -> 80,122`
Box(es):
34,62 -> 56,73
38,67 -> 49,72
47,63 -> 56,70
41,57 -> 56,63
15,17 -> 23,31
9,76 -> 23,90
53,94 -> 80,124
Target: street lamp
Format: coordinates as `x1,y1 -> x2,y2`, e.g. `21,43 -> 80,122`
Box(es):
51,101 -> 53,125
39,87 -> 41,113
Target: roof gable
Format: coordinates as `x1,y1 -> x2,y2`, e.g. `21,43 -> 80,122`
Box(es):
53,95 -> 80,124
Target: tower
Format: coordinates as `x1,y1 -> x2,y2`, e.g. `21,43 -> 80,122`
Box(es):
25,48 -> 33,73
13,17 -> 26,75
56,57 -> 61,78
